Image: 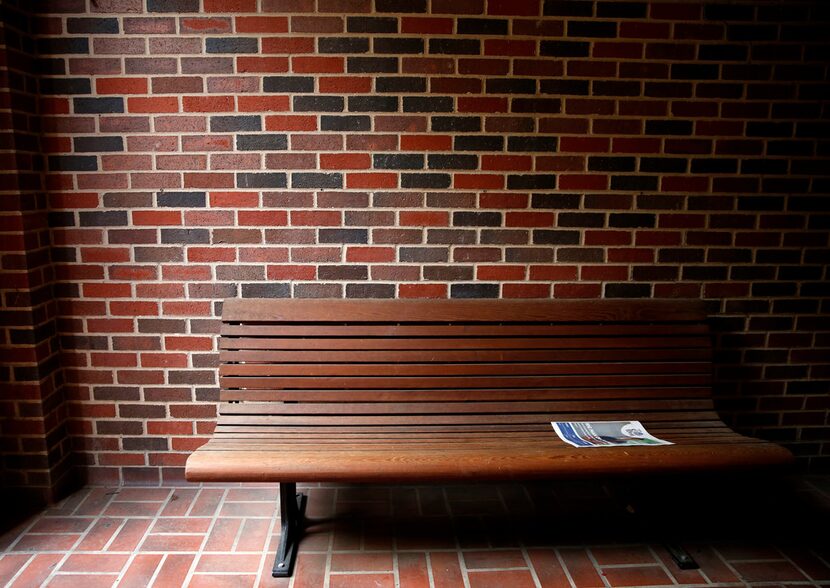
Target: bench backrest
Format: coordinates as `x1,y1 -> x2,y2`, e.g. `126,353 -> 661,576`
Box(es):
217,299 -> 716,429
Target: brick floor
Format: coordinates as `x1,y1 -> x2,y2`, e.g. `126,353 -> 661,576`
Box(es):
0,476 -> 828,587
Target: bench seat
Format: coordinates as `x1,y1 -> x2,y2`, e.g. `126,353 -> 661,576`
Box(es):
185,298 -> 794,576
187,433 -> 792,483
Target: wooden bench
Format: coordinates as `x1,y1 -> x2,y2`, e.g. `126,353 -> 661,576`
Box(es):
185,298 -> 794,577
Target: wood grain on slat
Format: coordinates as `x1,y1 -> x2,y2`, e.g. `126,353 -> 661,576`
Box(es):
220,362 -> 708,378
219,399 -> 714,415
216,410 -> 723,426
221,298 -> 707,323
220,348 -> 713,364
221,374 -> 712,390
220,323 -> 710,337
219,386 -> 715,402
220,336 -> 710,351
186,442 -> 794,483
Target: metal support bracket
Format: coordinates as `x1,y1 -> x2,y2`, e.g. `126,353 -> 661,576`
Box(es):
272,483 -> 307,578
664,543 -> 699,570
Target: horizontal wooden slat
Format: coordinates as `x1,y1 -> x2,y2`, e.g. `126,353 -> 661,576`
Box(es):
220,361 -> 708,378
209,426 -> 737,441
219,386 -> 715,402
220,323 -> 709,338
220,336 -> 710,351
221,373 -> 712,390
221,298 -> 708,323
220,348 -> 713,364
219,398 -> 714,416
211,420 -> 731,435
216,409 -> 723,426
186,441 -> 794,483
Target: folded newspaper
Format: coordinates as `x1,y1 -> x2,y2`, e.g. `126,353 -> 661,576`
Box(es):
552,420 -> 672,448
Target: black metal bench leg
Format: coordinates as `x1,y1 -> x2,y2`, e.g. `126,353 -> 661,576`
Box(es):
272,482 -> 307,577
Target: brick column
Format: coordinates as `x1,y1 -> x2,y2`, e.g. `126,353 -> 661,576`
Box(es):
0,0 -> 75,512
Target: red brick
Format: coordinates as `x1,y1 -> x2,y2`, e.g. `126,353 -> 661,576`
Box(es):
454,174 -> 505,190
210,191 -> 259,207
401,17 -> 453,34
554,284 -> 603,299
504,211 -> 552,227
347,173 -> 398,189
397,284 -> 446,299
476,265 -> 525,280
238,210 -> 288,226
482,155 -> 532,171
181,135 -> 233,151
156,154 -> 206,170
204,0 -> 256,11
266,153 -> 317,169
293,56 -> 344,73
187,247 -> 236,262
458,97 -> 508,113
290,210 -> 341,226
607,248 -> 655,263
180,17 -> 231,33
321,153 -> 371,170
484,40 -> 536,56
620,21 -> 671,39
183,173 -> 235,189
559,175 -> 608,190
131,211 -> 181,226
110,301 -> 158,316
479,193 -> 528,208
127,97 -> 179,113
319,76 -> 373,93
400,211 -> 449,227
235,16 -> 289,33
662,176 -> 709,192
400,135 -> 452,151
100,155 -> 152,172
265,115 -> 318,131
262,37 -> 315,54
210,153 -> 259,170
229,97 -> 285,114
267,265 -> 316,280
488,0 -> 538,15
96,78 -> 148,95
593,42 -> 643,59
81,248 -> 132,263
612,138 -> 661,153
236,57 -> 290,73
182,96 -> 234,113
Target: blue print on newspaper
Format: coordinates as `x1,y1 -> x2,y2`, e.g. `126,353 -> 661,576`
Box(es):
552,420 -> 673,448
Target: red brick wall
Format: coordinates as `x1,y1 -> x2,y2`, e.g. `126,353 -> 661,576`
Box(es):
5,0 -> 829,487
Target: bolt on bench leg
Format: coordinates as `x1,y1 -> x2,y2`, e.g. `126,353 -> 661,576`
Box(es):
272,482 -> 307,577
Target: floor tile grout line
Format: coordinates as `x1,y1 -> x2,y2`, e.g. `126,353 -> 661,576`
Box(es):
254,484 -> 280,588
425,551 -> 436,588
518,545 -> 544,588
777,544 -> 826,584
3,553 -> 35,587
553,548 -> 580,588
444,488 -> 473,588
585,545 -> 614,588
113,549 -> 141,588
646,544 -> 683,586
145,552 -> 168,588
182,486 -> 228,587
33,490 -> 120,586
712,544 -> 750,587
